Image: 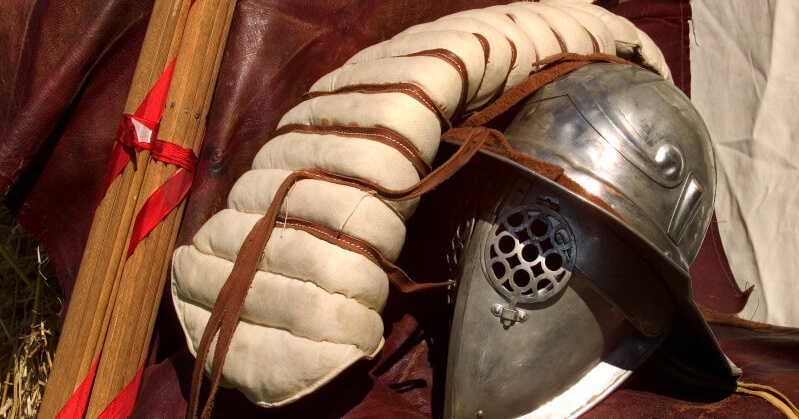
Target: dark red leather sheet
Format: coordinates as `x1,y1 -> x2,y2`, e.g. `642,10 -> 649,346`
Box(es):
2,0 -> 797,417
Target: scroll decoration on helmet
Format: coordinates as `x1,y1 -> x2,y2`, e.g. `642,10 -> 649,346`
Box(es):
170,0 -> 677,415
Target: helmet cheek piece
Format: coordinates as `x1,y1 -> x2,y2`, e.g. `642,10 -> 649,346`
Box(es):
428,152 -> 676,419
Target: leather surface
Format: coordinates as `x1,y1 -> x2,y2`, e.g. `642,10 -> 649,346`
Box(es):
2,0 -> 797,417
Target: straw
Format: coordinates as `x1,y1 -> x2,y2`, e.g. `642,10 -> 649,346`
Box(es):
0,205 -> 63,419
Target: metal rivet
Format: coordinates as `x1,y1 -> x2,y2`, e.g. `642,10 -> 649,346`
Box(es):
184,109 -> 189,115
490,304 -> 503,316
475,410 -> 485,419
518,310 -> 529,322
195,112 -> 201,119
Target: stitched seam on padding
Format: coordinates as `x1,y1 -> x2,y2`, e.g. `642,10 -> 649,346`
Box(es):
273,124 -> 431,176
179,296 -> 379,350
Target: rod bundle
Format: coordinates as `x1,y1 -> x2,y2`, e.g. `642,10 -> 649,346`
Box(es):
38,0 -> 236,416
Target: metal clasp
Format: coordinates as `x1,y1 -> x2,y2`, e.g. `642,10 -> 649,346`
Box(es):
491,303 -> 528,327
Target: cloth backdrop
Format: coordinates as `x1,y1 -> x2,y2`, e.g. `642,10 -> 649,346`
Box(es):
691,0 -> 799,327
1,0 -> 797,417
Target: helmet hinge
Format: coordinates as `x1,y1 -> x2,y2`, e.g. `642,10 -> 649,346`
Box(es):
490,301 -> 528,327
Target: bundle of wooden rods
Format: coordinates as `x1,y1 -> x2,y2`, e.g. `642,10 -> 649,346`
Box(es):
38,0 -> 237,416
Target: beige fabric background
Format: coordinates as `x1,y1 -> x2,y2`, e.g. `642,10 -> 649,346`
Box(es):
691,0 -> 799,326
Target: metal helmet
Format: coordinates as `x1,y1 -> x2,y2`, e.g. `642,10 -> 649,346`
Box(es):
407,63 -> 739,419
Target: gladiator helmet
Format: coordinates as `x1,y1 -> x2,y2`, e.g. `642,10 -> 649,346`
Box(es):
409,63 -> 739,419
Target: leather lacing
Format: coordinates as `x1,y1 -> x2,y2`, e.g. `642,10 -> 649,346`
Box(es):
402,48 -> 471,116
308,82 -> 452,132
273,123 -> 433,178
736,382 -> 799,419
700,305 -> 799,419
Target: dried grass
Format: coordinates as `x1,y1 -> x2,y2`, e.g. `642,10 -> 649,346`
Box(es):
0,205 -> 63,419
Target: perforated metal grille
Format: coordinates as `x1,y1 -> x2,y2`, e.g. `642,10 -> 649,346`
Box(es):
484,204 -> 575,304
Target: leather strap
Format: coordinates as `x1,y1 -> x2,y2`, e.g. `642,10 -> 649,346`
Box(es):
403,48 -> 471,116
308,82 -> 451,132
274,123 -> 432,177
280,217 -> 448,293
736,382 -> 799,419
461,53 -> 634,128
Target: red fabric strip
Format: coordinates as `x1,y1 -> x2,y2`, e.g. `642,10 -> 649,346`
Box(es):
99,115 -> 158,199
99,132 -> 135,198
96,363 -> 146,419
136,57 -> 177,123
54,356 -> 100,419
124,135 -> 198,257
98,57 -> 177,200
126,167 -> 194,258
149,138 -> 197,170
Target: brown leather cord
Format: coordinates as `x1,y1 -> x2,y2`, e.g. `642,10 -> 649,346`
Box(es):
273,123 -> 432,177
587,31 -> 600,54
266,127 -> 502,204
308,82 -> 451,132
279,217 -> 451,293
442,128 -> 624,220
188,169 -> 339,419
485,37 -> 517,106
449,126 -> 566,180
462,53 -> 635,128
368,126 -> 499,201
403,49 -> 470,117
698,304 -> 773,330
452,53 -> 632,220
699,307 -> 794,415
187,214 -> 273,419
550,28 -> 567,53
533,52 -> 633,68
736,382 -> 799,419
470,33 -> 490,106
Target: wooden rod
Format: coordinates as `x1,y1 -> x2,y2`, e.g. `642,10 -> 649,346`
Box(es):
83,0 -> 237,415
37,0 -> 191,417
